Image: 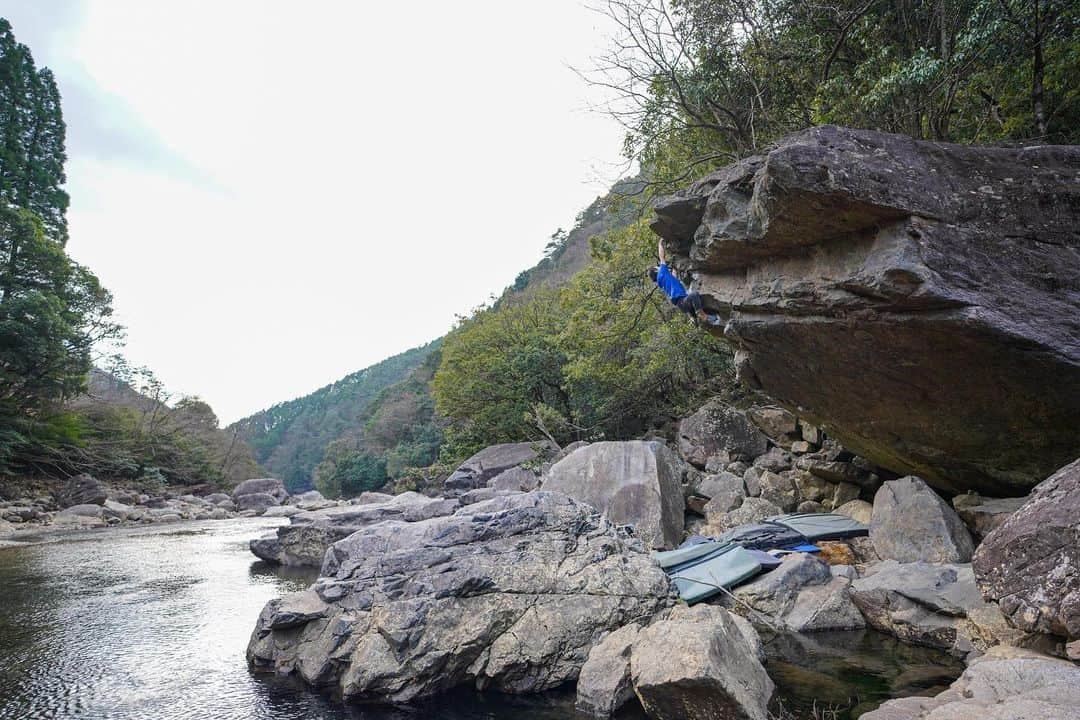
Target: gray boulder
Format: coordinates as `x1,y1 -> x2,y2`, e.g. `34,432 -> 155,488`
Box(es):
704,496 -> 780,535
488,466 -> 540,492
731,553 -> 831,621
783,576 -> 866,632
676,398 -> 768,468
56,473 -> 107,508
850,560 -> 1015,656
235,492 -> 281,513
232,478 -> 288,505
973,457 -> 1080,640
575,623 -> 641,718
248,492 -> 673,703
250,492 -> 459,566
650,125 -> 1080,496
870,477 -> 974,563
630,604 -> 773,720
443,441 -> 553,496
861,645 -> 1080,720
835,499 -> 873,524
746,405 -> 798,447
544,441 -> 684,550
951,494 -> 1027,540
56,503 -> 105,518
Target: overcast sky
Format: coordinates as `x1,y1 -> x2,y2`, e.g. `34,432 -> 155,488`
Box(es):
1,1 -> 627,424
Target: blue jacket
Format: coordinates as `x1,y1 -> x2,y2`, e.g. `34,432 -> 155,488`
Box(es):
655,263 -> 688,303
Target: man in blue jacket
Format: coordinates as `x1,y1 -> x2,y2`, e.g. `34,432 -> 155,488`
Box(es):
648,241 -> 722,326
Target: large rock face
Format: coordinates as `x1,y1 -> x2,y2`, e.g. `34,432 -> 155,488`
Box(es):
544,441 -> 684,550
650,125 -> 1080,496
973,457 -> 1080,640
247,492 -> 673,703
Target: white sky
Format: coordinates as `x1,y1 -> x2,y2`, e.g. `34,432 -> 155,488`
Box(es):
1,1 -> 627,424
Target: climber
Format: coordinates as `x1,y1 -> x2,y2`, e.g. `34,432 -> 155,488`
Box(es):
648,240 -> 722,326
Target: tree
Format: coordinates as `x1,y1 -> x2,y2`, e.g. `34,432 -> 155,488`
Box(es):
0,19 -> 68,243
0,206 -> 118,466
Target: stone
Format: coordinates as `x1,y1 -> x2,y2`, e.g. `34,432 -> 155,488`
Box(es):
795,457 -> 864,486
352,491 -> 395,504
443,441 -> 553,496
834,499 -> 873,525
742,466 -> 763,497
676,398 -> 768,468
704,497 -> 781,534
870,477 -> 974,563
232,478 -> 288,504
796,500 -> 824,514
784,576 -> 866,632
703,452 -> 731,473
799,420 -> 822,445
575,623 -> 641,717
262,505 -> 302,518
57,503 -> 105,518
851,560 -> 1005,656
544,441 -> 684,550
752,447 -> 792,472
250,492 -> 460,566
790,440 -> 813,454
248,492 -> 673,703
816,541 -> 857,566
789,469 -> 833,504
973,457 -> 1080,640
832,482 -> 861,508
204,492 -> 231,505
732,553 -> 831,620
288,490 -> 325,505
951,494 -> 1027,539
860,645 -> 1080,720
56,473 -> 107,508
758,470 -> 798,511
235,492 -> 281,513
747,406 -> 798,447
630,604 -> 773,720
488,466 -> 540,492
650,125 -> 1080,496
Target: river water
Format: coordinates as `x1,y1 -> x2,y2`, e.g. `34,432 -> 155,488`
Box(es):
0,519 -> 962,719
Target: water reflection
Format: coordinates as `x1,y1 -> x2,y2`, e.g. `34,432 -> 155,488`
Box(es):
0,519 -> 960,720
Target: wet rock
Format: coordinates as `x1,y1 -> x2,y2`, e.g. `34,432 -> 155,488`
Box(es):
575,623 -> 641,718
871,477 -> 974,563
677,398 -> 768,468
247,492 -> 673,703
630,604 -> 772,720
56,474 -> 107,508
861,645 -> 1080,719
544,441 -> 684,550
651,125 -> 1080,496
973,457 -> 1080,640
444,441 -> 553,497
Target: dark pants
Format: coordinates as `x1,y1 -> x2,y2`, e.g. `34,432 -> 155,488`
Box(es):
675,292 -> 703,319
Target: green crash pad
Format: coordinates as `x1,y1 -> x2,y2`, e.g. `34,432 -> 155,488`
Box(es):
654,542 -> 765,604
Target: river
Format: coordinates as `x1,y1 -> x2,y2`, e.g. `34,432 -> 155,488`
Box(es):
0,519 -> 962,719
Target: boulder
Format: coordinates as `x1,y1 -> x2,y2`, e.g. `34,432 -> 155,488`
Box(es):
262,505 -> 302,518
951,494 -> 1027,539
235,492 -> 281,513
575,623 -> 641,718
443,441 -> 553,496
232,478 -> 288,505
746,405 -> 798,447
676,398 -> 768,468
288,490 -> 325,505
544,441 -> 684,550
861,645 -> 1080,720
56,503 -> 105,518
204,493 -> 231,505
758,471 -> 798,511
56,473 -> 107,508
630,604 -> 773,720
731,553 -> 831,620
850,560 -> 1012,656
973,457 -> 1080,640
870,477 -> 974,563
783,576 -> 866,632
249,492 -> 460,566
650,125 -> 1080,496
834,499 -> 873,524
704,497 -> 781,534
248,492 -> 673,703
488,466 -> 540,492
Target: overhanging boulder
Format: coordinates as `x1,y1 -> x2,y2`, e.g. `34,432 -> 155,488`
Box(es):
651,125 -> 1080,496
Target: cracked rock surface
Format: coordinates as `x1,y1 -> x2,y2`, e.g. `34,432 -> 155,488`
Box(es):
247,491 -> 673,703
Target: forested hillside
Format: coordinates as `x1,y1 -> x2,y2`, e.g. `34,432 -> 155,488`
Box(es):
228,341 -> 439,492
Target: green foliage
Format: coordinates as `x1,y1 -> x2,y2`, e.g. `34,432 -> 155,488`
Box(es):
313,438 -> 387,498
590,0 -> 1080,191
232,341 -> 440,492
0,206 -> 120,469
432,217 -> 732,463
0,18 -> 68,243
